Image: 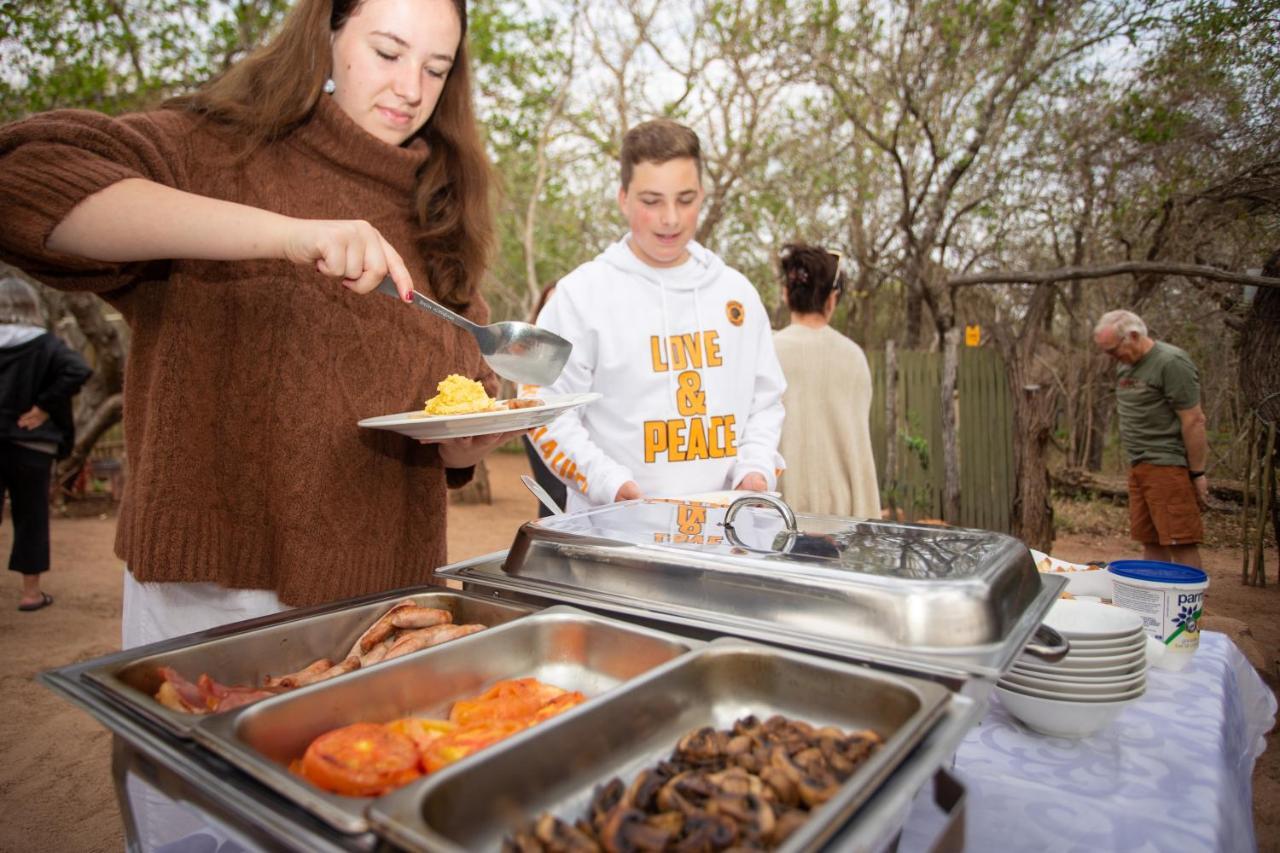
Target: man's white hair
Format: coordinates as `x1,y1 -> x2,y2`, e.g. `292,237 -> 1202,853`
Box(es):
1093,309 -> 1147,338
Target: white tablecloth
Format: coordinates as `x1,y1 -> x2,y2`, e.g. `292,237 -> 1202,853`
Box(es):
900,631 -> 1277,852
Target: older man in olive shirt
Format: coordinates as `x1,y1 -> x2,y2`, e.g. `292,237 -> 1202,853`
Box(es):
1094,310 -> 1209,568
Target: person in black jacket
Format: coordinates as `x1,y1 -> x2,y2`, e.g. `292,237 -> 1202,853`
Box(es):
1,272 -> 92,611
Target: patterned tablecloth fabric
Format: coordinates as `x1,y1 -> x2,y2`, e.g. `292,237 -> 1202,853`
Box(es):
899,631 -> 1278,853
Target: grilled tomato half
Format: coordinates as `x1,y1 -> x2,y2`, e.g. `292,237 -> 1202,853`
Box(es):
299,722 -> 422,797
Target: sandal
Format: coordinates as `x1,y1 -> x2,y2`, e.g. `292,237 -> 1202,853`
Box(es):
17,592 -> 53,612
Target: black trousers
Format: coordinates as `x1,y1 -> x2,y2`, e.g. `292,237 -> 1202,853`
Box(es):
0,442 -> 53,575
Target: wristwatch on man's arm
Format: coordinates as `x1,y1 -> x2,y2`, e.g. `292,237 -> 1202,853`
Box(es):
1189,470 -> 1206,480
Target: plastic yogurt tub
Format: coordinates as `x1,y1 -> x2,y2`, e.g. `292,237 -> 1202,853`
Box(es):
1108,560 -> 1209,671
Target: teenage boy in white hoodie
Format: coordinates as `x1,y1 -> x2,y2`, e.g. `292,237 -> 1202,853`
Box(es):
530,119 -> 786,512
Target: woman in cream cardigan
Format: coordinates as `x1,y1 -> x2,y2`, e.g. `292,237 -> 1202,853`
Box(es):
772,243 -> 881,518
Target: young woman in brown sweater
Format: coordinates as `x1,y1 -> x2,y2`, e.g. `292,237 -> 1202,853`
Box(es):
0,0 -> 516,637
2,0 -> 524,846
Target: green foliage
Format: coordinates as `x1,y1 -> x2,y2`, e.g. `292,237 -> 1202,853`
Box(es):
0,0 -> 290,121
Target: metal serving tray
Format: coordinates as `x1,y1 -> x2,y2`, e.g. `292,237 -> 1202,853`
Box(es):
438,498 -> 1067,681
369,638 -> 952,853
193,606 -> 701,834
80,588 -> 536,739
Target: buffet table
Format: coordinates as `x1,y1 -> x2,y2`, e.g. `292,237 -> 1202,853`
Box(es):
899,631 -> 1278,853
99,632 -> 1275,853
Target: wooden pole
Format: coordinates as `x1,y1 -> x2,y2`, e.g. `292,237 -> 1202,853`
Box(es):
885,340 -> 898,520
1250,422 -> 1276,587
1242,415 -> 1255,585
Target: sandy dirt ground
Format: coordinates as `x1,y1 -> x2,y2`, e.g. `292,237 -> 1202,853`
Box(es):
1,450 -> 1276,852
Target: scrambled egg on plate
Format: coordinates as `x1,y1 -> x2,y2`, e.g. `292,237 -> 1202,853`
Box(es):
424,374 -> 494,415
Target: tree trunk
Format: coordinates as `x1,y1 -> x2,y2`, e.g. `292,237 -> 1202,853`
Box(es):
994,283 -> 1059,548
905,290 -> 924,349
452,459 -> 492,505
57,393 -> 124,490
1009,379 -> 1058,549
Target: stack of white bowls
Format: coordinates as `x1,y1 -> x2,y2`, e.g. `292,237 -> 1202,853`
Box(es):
996,599 -> 1148,737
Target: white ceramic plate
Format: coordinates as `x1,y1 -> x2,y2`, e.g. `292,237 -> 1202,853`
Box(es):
1012,663 -> 1145,684
358,393 -> 601,441
1002,669 -> 1146,695
1060,639 -> 1147,658
1044,599 -> 1144,639
1064,628 -> 1147,648
1027,646 -> 1147,670
1014,656 -> 1147,678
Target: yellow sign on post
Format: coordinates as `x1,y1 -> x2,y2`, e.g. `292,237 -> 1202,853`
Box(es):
965,324 -> 981,347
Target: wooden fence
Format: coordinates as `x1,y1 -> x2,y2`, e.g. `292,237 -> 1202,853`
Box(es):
867,347 -> 1015,532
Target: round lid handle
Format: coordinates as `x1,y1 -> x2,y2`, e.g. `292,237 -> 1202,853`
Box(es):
724,493 -> 798,533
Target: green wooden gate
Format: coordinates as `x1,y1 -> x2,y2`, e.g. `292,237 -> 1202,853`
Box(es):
866,347 -> 1014,532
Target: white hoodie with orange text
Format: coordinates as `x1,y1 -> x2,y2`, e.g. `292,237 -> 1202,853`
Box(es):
529,236 -> 786,512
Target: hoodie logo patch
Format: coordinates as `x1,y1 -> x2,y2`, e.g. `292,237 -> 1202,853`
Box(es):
726,301 -> 744,326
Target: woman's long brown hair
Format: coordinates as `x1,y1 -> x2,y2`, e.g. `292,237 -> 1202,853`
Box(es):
166,0 -> 493,310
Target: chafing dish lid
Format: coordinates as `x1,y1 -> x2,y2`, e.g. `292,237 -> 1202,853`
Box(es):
484,497 -> 1043,653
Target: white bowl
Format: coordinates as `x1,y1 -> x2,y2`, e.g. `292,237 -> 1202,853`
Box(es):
997,676 -> 1145,703
1031,550 -> 1114,597
1044,600 -> 1144,639
1002,670 -> 1145,695
995,685 -> 1138,737
1064,571 -> 1114,598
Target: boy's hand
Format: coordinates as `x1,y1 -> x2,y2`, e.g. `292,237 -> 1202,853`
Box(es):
615,481 -> 643,502
734,473 -> 767,492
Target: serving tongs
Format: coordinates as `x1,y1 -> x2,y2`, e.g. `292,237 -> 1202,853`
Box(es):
376,278 -> 572,386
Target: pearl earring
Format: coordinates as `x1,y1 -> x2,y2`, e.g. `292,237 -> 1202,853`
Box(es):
323,78 -> 336,95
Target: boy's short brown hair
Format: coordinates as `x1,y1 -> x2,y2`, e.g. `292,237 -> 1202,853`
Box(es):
620,119 -> 703,188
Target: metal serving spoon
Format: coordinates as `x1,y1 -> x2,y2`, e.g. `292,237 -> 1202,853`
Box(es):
376,278 -> 572,386
520,474 -> 566,517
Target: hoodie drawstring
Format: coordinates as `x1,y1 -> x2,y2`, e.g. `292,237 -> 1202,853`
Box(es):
658,278 -> 677,414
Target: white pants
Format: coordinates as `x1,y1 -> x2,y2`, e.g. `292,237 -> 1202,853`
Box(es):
122,572 -> 288,851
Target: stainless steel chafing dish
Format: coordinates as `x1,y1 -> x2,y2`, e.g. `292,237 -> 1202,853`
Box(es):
40,495 -> 1057,853
437,494 -> 1067,683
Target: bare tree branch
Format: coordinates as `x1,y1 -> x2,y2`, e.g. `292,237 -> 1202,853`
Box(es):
948,261 -> 1280,289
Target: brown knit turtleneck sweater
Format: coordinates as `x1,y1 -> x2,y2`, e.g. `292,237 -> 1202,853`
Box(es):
0,99 -> 494,606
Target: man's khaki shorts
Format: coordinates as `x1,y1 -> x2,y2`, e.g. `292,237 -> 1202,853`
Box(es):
1127,462 -> 1204,546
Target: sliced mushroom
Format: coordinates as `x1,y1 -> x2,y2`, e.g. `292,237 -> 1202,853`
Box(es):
591,778 -> 627,832
771,808 -> 809,845
791,746 -> 827,775
532,813 -> 601,852
670,813 -> 738,852
675,727 -> 728,765
769,746 -> 841,808
706,792 -> 776,841
599,806 -> 672,853
657,771 -> 720,815
623,767 -> 672,812
706,767 -> 765,798
645,811 -> 685,838
758,767 -> 799,807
